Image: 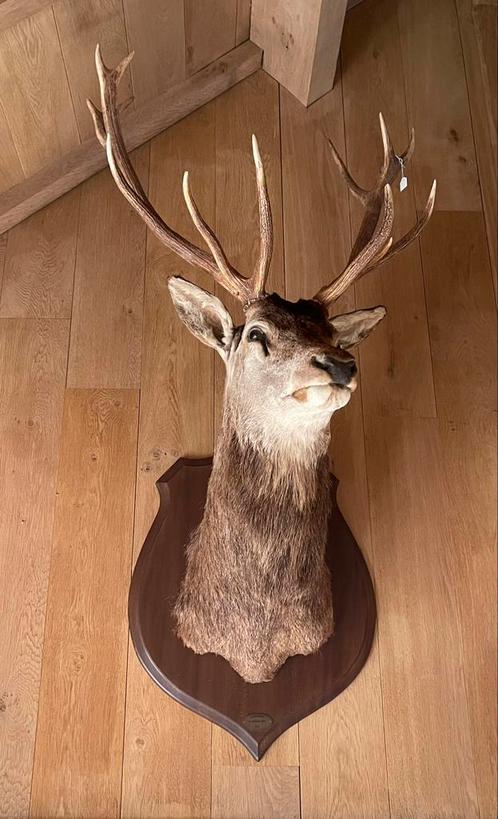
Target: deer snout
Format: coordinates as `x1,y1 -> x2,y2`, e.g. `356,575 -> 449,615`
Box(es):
312,353 -> 357,387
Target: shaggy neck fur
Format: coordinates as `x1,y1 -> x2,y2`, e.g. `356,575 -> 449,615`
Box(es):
174,399 -> 334,682
215,400 -> 331,511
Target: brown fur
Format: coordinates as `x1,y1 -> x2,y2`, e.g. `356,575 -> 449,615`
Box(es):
172,295 -> 355,683
174,408 -> 333,683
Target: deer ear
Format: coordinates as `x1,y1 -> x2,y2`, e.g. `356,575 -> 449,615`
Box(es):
329,306 -> 386,350
168,276 -> 234,359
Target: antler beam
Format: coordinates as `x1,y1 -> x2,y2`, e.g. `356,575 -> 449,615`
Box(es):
87,45 -> 273,306
314,113 -> 436,308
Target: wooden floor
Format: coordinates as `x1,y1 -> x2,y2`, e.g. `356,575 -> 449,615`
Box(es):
0,1 -> 496,817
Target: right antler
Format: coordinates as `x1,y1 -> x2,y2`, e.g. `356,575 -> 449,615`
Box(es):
314,113 -> 436,308
87,46 -> 273,307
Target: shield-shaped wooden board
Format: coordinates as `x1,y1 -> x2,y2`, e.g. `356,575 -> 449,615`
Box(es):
129,458 -> 376,760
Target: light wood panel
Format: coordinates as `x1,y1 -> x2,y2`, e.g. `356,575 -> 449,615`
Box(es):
53,0 -> 133,141
0,41 -> 263,235
30,388 -> 138,819
420,211 -> 497,818
185,0 -> 237,76
397,0 -> 481,211
212,766 -> 300,819
280,83 -> 390,817
342,0 -> 436,419
0,188 -> 79,318
67,145 -> 148,389
251,0 -> 348,105
0,318 -> 68,818
0,2 -> 257,230
0,233 -> 7,295
120,106 -> 215,819
123,0 -> 185,103
0,7 -> 79,177
456,0 -> 497,292
0,0 -> 52,32
0,106 -> 24,194
236,0 -> 251,43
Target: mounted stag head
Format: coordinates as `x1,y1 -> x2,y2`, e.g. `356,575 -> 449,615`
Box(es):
89,48 -> 436,682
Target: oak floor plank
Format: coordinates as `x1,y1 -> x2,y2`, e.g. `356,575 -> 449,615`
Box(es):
342,0 -> 436,420
67,145 -> 148,389
456,0 -> 497,292
280,81 -> 390,817
211,72 -> 296,772
30,388 -> 139,819
54,0 -> 133,141
0,318 -> 69,818
0,188 -> 79,318
212,766 -> 300,819
420,211 -> 497,818
120,107 -> 215,819
364,415 -> 480,818
0,7 -> 80,177
421,211 -> 496,418
397,0 -> 482,212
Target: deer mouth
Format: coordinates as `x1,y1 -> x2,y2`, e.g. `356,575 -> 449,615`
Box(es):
290,381 -> 354,407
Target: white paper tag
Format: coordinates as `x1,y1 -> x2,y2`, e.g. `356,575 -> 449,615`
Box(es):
397,154 -> 408,192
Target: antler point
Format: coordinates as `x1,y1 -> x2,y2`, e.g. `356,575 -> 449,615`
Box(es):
252,134 -> 262,167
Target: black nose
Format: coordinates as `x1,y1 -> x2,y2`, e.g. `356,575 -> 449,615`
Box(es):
312,353 -> 357,386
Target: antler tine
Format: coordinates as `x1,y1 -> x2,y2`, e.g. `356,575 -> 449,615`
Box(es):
315,184 -> 394,306
182,172 -> 249,300
87,98 -> 106,147
314,114 -> 435,308
250,134 -> 273,297
88,45 -> 250,302
378,112 -> 414,187
94,46 -> 146,199
362,179 -> 436,276
326,137 -> 368,203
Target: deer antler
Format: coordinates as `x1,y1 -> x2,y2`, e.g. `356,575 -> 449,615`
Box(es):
87,46 -> 273,307
314,113 -> 436,307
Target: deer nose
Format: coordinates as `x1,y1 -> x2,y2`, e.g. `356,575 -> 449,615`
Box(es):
312,353 -> 357,386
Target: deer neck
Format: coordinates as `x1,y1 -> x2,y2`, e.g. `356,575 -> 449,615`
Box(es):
209,402 -> 332,514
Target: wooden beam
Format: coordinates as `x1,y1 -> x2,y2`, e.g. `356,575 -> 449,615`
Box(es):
0,41 -> 262,235
251,0 -> 348,106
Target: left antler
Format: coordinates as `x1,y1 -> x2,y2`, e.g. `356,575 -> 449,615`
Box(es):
87,46 -> 273,307
314,113 -> 436,308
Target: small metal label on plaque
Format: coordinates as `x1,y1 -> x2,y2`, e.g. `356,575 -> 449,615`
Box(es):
243,713 -> 273,733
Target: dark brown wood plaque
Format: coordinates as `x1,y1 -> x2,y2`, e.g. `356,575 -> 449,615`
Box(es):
129,458 -> 376,760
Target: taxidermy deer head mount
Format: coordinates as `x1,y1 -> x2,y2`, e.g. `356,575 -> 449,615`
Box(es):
89,48 -> 435,682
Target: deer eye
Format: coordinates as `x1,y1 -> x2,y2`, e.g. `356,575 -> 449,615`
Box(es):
247,326 -> 269,354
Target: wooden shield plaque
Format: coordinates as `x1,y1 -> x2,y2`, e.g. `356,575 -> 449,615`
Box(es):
129,458 -> 376,760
